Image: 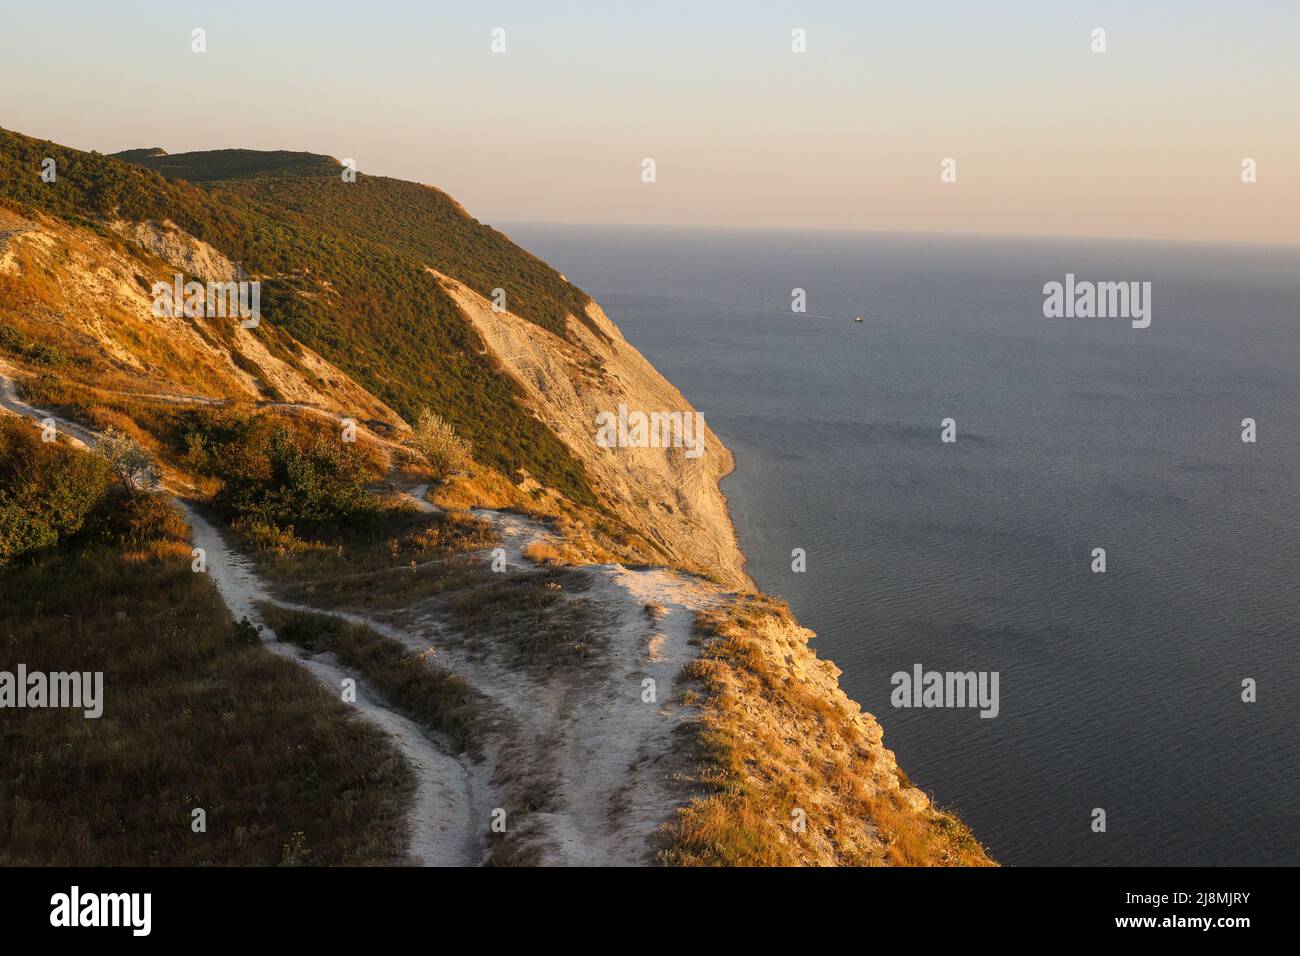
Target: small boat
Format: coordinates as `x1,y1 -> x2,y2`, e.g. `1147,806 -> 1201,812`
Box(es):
854,315 -> 864,323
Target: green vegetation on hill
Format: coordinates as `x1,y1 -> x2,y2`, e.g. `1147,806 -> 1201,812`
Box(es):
0,126 -> 597,505
183,409 -> 380,530
121,147 -> 597,338
108,147 -> 168,163
115,147 -> 341,182
226,174 -> 600,339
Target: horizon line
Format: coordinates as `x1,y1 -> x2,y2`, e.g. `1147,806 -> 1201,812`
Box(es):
492,219 -> 1300,252
26,127 -> 1292,253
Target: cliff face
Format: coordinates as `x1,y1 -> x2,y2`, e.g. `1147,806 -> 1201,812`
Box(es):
428,268 -> 750,590
2,197 -> 749,589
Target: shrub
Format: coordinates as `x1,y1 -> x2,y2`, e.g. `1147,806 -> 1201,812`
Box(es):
83,488 -> 188,549
412,408 -> 473,479
231,617 -> 264,646
19,371 -> 91,409
0,321 -> 27,353
26,342 -> 69,366
0,416 -> 112,564
0,323 -> 67,365
97,426 -> 161,491
230,518 -> 314,555
210,420 -> 377,527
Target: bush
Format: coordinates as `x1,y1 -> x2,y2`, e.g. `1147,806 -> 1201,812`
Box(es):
412,408 -> 473,479
229,518 -> 314,555
209,419 -> 377,528
0,322 -> 67,365
26,342 -> 69,366
0,321 -> 27,353
19,371 -> 90,409
0,416 -> 112,564
83,487 -> 188,548
231,617 -> 264,646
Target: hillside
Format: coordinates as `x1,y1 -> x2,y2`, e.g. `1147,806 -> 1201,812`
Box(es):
0,127 -> 596,505
0,127 -> 990,866
115,145 -> 598,337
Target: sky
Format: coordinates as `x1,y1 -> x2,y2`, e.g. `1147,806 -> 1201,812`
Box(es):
1,0 -> 1297,243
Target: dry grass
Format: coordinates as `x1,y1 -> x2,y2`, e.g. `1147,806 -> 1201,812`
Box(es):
442,567 -> 604,673
428,464 -> 523,511
661,596 -> 995,867
522,539 -> 565,565
433,463 -> 667,572
246,505 -> 496,611
0,230 -> 250,400
261,607 -> 483,757
0,529 -> 412,865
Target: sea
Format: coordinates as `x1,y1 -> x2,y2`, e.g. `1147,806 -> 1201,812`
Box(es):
504,223 -> 1300,866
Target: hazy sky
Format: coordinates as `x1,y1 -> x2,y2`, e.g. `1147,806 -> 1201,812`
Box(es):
2,1 -> 1297,243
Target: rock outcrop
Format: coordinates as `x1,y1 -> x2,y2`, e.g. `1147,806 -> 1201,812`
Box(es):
429,268 -> 750,590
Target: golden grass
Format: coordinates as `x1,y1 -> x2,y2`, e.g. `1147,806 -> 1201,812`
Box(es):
0,529 -> 412,865
661,596 -> 995,867
244,505 -> 496,611
522,539 -> 565,565
433,463 -> 669,572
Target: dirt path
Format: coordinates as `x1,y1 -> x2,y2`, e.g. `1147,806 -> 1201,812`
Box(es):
181,504 -> 482,866
372,500 -> 725,864
0,363 -> 98,448
1,369 -> 477,866
3,368 -> 726,866
389,482 -> 722,862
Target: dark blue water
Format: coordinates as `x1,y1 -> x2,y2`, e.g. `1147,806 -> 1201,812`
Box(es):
505,223 -> 1300,866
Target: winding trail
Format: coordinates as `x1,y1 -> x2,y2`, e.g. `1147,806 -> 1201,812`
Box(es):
1,369 -> 476,865
0,363 -> 98,448
2,369 -> 727,865
381,489 -> 724,863
182,504 -> 482,866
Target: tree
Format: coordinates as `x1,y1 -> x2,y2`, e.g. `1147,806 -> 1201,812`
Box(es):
412,409 -> 472,480
97,427 -> 161,492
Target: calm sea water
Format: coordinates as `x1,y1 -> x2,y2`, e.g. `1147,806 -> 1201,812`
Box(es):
505,223 -> 1300,866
